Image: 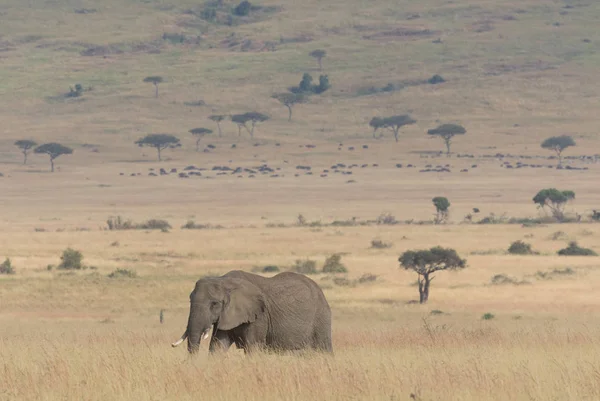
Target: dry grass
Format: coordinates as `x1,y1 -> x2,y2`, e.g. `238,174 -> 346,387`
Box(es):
1,0 -> 600,399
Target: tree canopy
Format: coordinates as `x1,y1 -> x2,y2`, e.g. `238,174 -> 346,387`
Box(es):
230,112 -> 269,138
208,115 -> 227,136
135,134 -> 180,161
14,140 -> 37,165
399,246 -> 466,303
189,128 -> 213,151
309,49 -> 326,70
532,188 -> 575,221
272,92 -> 306,121
371,114 -> 416,142
432,197 -> 451,224
541,135 -> 576,167
34,143 -> 73,172
427,123 -> 466,155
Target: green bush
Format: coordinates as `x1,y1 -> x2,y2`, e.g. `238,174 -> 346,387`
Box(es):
482,313 -> 495,320
59,248 -> 84,270
507,240 -> 536,255
322,253 -> 348,273
291,259 -> 318,274
108,268 -> 138,278
557,241 -> 597,256
0,258 -> 15,275
370,238 -> 392,249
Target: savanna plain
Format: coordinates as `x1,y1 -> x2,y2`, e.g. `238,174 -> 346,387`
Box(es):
2,0 -> 600,400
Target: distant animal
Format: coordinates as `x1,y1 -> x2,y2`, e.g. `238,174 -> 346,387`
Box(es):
171,270 -> 333,355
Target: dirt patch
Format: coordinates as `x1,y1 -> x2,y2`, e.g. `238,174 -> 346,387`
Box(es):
363,27 -> 439,41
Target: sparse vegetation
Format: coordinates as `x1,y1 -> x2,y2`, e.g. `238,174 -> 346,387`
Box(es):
106,216 -> 171,231
34,143 -> 73,172
108,268 -> 138,278
557,241 -> 597,256
322,253 -> 348,273
370,238 -> 392,249
507,240 -> 537,255
134,134 -> 181,161
14,140 -> 37,165
0,258 -> 15,275
399,247 -> 466,304
291,259 -> 318,275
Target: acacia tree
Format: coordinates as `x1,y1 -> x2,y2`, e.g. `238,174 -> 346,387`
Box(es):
135,134 -> 180,161
272,92 -> 306,121
399,247 -> 466,304
541,135 -> 576,167
432,197 -> 450,224
14,140 -> 37,165
189,128 -> 213,151
371,114 -> 416,142
34,143 -> 73,172
369,117 -> 385,139
309,49 -> 326,71
533,188 -> 575,221
208,115 -> 226,136
230,112 -> 269,138
427,124 -> 466,156
143,76 -> 164,98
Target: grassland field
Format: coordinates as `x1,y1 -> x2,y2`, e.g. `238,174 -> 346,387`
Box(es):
2,0 -> 600,400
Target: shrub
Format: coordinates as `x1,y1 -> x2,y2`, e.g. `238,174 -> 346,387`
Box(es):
332,276 -> 353,287
370,238 -> 392,249
481,313 -> 495,320
261,265 -> 280,273
507,240 -> 536,255
376,212 -> 398,225
58,248 -> 84,270
291,259 -> 318,274
557,241 -> 597,256
322,253 -> 348,273
233,0 -> 251,16
108,268 -> 138,278
357,273 -> 378,284
106,216 -> 134,230
490,274 -> 528,285
428,74 -> 445,84
137,219 -> 171,230
0,258 -> 15,275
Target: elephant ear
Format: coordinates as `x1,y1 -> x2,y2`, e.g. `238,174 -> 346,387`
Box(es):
217,278 -> 266,331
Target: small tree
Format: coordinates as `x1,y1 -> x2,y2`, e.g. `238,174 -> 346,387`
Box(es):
189,128 -> 213,151
309,49 -> 326,71
34,143 -> 73,172
208,115 -> 226,136
533,188 -> 575,221
399,247 -> 466,304
135,134 -> 181,161
14,140 -> 37,165
230,112 -> 269,138
314,75 -> 330,94
233,0 -> 252,16
298,73 -> 313,93
427,124 -> 466,156
143,76 -> 164,98
541,135 -> 576,167
369,117 -> 385,139
432,197 -> 450,224
272,92 -> 306,121
380,115 -> 417,142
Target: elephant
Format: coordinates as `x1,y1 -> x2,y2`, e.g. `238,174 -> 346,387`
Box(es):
171,270 -> 333,354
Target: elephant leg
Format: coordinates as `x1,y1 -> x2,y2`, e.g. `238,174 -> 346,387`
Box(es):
209,329 -> 233,353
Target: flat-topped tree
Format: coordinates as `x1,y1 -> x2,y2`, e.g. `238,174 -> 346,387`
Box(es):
189,128 -> 213,151
272,92 -> 306,121
369,117 -> 385,139
135,134 -> 180,161
34,143 -> 73,172
230,112 -> 269,138
399,246 -> 466,304
541,135 -> 575,167
309,49 -> 326,71
208,115 -> 226,136
14,140 -> 37,165
533,188 -> 575,221
143,76 -> 163,98
427,124 -> 466,156
381,114 -> 416,142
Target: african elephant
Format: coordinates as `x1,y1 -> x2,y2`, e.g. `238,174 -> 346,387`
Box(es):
171,270 -> 333,354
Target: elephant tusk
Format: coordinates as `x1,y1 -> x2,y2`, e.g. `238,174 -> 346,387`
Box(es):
202,329 -> 210,340
171,331 -> 188,347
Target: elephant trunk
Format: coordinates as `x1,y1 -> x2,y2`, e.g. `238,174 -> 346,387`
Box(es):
185,309 -> 211,354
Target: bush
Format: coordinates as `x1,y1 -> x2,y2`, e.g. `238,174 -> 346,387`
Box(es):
557,241 -> 597,256
507,240 -> 536,255
490,274 -> 528,285
481,313 -> 495,320
376,212 -> 398,225
233,0 -> 251,16
322,253 -> 348,273
138,219 -> 171,230
108,268 -> 138,278
58,248 -> 84,270
107,216 -> 172,230
291,259 -> 318,274
428,75 -> 445,84
106,216 -> 134,230
370,238 -> 392,249
357,273 -> 378,284
332,276 -> 353,287
260,265 -> 280,273
0,258 -> 15,275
